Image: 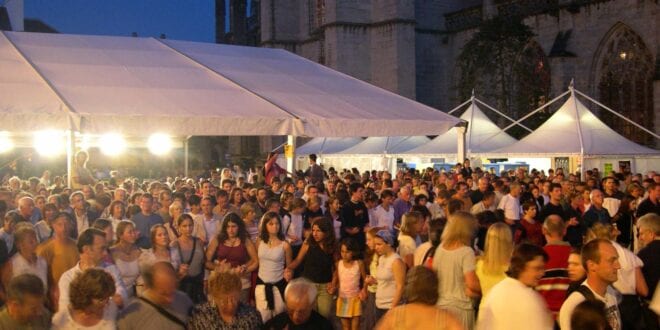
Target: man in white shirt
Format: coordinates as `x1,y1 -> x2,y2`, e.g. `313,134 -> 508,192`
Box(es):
58,228 -> 127,312
370,189 -> 395,231
497,182 -> 521,224
194,197 -> 221,244
558,238 -> 622,330
477,243 -> 554,330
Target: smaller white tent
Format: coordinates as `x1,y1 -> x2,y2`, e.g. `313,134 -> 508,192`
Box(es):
335,136 -> 430,155
295,137 -> 363,155
321,136 -> 430,172
490,89 -> 659,174
404,102 -> 516,156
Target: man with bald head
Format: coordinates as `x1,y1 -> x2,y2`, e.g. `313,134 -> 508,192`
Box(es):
16,196 -> 36,224
583,189 -> 611,231
263,278 -> 332,330
470,177 -> 491,205
118,261 -> 193,329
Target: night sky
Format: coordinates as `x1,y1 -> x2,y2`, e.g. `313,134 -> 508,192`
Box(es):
24,0 -> 216,42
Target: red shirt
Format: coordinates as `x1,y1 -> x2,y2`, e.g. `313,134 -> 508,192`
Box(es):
537,243 -> 572,318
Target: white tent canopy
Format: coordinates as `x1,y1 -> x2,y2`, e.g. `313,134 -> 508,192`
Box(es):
0,31 -> 461,137
295,137 -> 363,155
491,93 -> 659,157
334,136 -> 431,155
404,101 -> 516,155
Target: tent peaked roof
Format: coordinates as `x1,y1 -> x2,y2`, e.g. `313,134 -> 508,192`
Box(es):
162,39 -> 461,137
296,137 -> 363,155
335,136 -> 430,155
492,94 -> 660,156
404,101 -> 516,154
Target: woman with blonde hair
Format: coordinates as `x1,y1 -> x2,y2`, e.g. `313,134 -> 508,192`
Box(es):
397,211 -> 423,269
432,211 -> 481,330
475,222 -> 512,309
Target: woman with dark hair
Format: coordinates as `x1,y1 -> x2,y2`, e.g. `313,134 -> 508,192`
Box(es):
414,218 -> 446,268
107,200 -> 128,231
254,211 -> 292,323
51,268 -> 117,329
34,203 -> 58,242
230,188 -> 245,209
375,266 -> 463,330
612,195 -> 635,248
171,214 -> 206,304
286,217 -> 337,319
570,300 -> 612,330
206,212 -> 259,303
136,224 -> 182,296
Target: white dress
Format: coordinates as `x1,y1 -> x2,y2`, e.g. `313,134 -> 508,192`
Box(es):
10,253 -> 48,289
114,257 -> 139,297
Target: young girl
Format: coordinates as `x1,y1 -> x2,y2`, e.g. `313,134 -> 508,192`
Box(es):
333,238 -> 366,330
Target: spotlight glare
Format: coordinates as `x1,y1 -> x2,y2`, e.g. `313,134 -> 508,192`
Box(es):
99,133 -> 126,156
148,133 -> 172,155
0,132 -> 13,153
34,130 -> 65,157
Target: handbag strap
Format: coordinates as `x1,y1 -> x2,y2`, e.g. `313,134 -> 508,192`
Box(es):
138,296 -> 186,327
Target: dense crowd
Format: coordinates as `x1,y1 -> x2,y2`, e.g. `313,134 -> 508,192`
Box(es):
0,150 -> 658,330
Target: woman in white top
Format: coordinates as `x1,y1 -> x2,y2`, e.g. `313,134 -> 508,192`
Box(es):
255,212 -> 292,323
51,268 -> 117,330
1,226 -> 48,290
433,211 -> 481,330
397,212 -> 423,269
136,224 -> 182,296
109,220 -> 141,297
373,229 -> 406,322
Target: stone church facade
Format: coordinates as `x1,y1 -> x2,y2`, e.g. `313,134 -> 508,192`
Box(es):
259,0 -> 659,148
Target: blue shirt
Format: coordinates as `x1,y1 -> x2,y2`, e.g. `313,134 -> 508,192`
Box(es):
131,212 -> 163,249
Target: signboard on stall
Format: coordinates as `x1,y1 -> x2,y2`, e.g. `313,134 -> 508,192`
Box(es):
603,163 -> 613,176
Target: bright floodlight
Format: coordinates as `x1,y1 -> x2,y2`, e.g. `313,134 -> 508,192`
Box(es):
148,133 -> 172,155
0,132 -> 13,153
34,130 -> 65,157
99,133 -> 126,156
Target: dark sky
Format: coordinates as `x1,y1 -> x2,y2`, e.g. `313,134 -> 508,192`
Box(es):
24,0 -> 216,42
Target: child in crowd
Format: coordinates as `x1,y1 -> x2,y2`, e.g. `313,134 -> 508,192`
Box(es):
518,201 -> 544,246
333,238 -> 366,330
240,202 -> 259,243
284,198 -> 306,259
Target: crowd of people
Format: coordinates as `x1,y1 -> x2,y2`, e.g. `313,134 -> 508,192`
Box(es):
0,150 -> 658,330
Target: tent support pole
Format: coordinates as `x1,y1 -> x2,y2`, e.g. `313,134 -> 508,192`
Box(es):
574,89 -> 660,140
570,86 -> 586,180
456,122 -> 468,164
475,98 -> 533,132
66,130 -> 75,188
286,135 -> 296,175
184,136 -> 190,178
